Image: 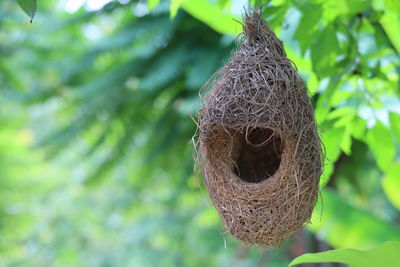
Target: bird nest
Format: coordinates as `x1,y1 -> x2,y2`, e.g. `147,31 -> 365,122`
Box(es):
195,10 -> 323,247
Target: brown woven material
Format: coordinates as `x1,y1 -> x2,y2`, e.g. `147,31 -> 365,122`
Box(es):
195,10 -> 323,247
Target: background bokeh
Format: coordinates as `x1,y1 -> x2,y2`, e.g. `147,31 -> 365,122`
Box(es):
1,0 -> 399,266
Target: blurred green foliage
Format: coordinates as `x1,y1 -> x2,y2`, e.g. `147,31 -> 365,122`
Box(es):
1,0 -> 400,266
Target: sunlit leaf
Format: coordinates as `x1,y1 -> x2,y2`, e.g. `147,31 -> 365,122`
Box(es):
340,125 -> 352,155
389,112 -> 400,143
170,0 -> 184,18
380,11 -> 400,53
320,124 -> 345,184
381,164 -> 400,210
326,107 -> 356,120
323,0 -> 369,22
309,189 -> 400,249
181,0 -> 241,35
217,0 -> 230,9
289,242 -> 400,267
262,4 -> 289,30
148,0 -> 161,11
350,117 -> 366,140
365,122 -> 395,171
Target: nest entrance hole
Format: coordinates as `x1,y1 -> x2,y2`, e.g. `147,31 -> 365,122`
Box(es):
234,128 -> 283,183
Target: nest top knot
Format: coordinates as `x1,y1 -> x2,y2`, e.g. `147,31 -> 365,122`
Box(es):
242,10 -> 285,56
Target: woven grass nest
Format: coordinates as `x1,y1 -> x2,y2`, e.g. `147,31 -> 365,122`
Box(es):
195,10 -> 323,247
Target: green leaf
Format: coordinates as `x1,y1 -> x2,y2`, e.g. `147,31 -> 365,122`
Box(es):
333,114 -> 355,128
289,242 -> 400,267
217,0 -> 230,9
295,2 -> 322,54
365,122 -> 395,171
322,0 -> 369,22
389,112 -> 400,143
309,189 -> 400,249
320,124 -> 345,184
148,0 -> 161,11
181,0 -> 241,35
17,0 -> 37,23
311,25 -> 340,78
379,10 -> 400,53
350,117 -> 366,140
340,125 -> 352,155
170,0 -> 184,19
262,4 -> 290,30
326,107 -> 356,120
328,107 -> 357,129
381,164 -> 400,210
